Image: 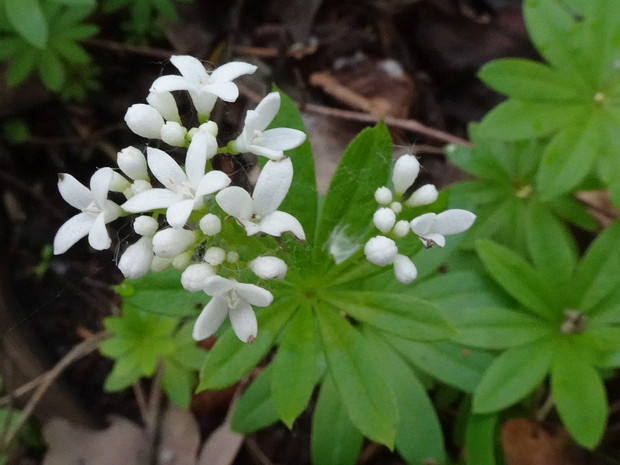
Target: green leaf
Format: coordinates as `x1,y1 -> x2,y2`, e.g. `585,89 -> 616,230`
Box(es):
388,338 -> 493,393
536,118 -> 601,199
198,299 -> 297,390
478,99 -> 583,141
465,413 -> 499,465
324,291 -> 453,341
37,51 -> 65,91
478,58 -> 585,102
115,269 -> 204,317
525,200 -> 578,288
162,359 -> 194,408
476,239 -> 559,322
473,339 -> 555,413
572,220 -> 620,312
103,357 -> 141,391
314,122 -> 392,265
4,0 -> 48,48
272,305 -> 318,427
311,375 -> 364,465
52,0 -> 95,5
551,341 -> 607,448
0,37 -> 23,60
315,304 -> 398,448
6,46 -> 38,86
231,364 -> 280,434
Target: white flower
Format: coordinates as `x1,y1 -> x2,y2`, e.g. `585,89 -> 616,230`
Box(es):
410,209 -> 476,248
392,220 -> 410,238
250,256 -> 287,280
150,55 -> 257,116
392,154 -> 420,195
53,168 -> 121,254
121,132 -> 231,228
215,157 -> 305,240
133,215 -> 158,236
393,254 -> 417,283
232,92 -> 306,160
193,276 -> 273,343
364,235 -> 398,266
124,103 -> 164,139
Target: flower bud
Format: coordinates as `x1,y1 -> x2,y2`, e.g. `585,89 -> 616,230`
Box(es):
152,228 -> 197,258
133,215 -> 158,236
146,91 -> 180,123
181,263 -> 216,292
406,184 -> 438,207
392,220 -> 410,238
129,180 -> 152,197
160,121 -> 187,147
151,255 -> 172,272
199,121 -> 218,137
172,251 -> 192,270
392,154 -> 420,195
227,251 -> 240,263
393,254 -> 417,283
373,207 -> 396,234
109,172 -> 130,193
118,237 -> 153,279
124,104 -> 164,139
390,201 -> 402,214
364,236 -> 398,266
204,246 -> 226,266
117,146 -> 148,181
250,256 -> 287,280
374,186 -> 393,205
199,213 -> 222,235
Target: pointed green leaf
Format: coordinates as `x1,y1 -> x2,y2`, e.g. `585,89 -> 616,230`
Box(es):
465,413 -> 498,465
311,375 -> 364,465
316,305 -> 398,448
231,364 -> 279,434
104,357 -> 141,391
38,51 -> 65,91
5,0 -> 48,48
476,239 -> 560,321
324,291 -> 453,341
198,299 -> 297,390
551,342 -> 607,448
6,47 -> 38,86
162,359 -> 194,408
272,305 -> 318,427
314,123 -> 392,265
473,339 -> 554,413
478,58 -> 585,101
478,100 -> 583,141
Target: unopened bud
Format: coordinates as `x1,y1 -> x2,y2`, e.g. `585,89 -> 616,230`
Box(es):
250,256 -> 287,280
406,184 -> 438,207
204,246 -> 226,266
152,228 -> 197,258
146,91 -> 180,123
117,146 -> 148,181
392,154 -> 420,195
125,104 -> 164,139
393,254 -> 417,283
181,263 -> 216,292
373,207 -> 396,234
364,236 -> 398,266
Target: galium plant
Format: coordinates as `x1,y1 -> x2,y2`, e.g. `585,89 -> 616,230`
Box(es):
52,54 -> 476,464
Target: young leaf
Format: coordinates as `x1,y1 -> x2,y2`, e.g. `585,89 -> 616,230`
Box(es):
476,239 -> 559,322
315,304 -> 398,448
271,304 -> 318,428
551,342 -> 607,448
465,413 -> 499,465
5,0 -> 48,48
314,123 -> 392,265
37,51 -> 65,91
198,299 -> 297,390
162,359 -> 195,408
311,375 -> 364,465
231,364 -> 279,434
473,339 -> 555,413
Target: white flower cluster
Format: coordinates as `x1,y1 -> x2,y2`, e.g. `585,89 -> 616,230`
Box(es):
364,154 -> 476,284
53,55 -> 307,344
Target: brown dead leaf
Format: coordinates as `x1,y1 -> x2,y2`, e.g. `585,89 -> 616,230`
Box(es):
157,404 -> 201,465
42,416 -> 149,465
197,423 -> 244,465
575,190 -> 618,227
502,418 -> 571,465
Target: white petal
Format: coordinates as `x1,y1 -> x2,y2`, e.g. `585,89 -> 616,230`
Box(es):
185,131 -> 210,187
393,254 -> 417,284
421,232 -> 446,248
192,297 -> 228,340
122,188 -> 178,212
215,186 -> 253,219
410,213 -> 436,236
247,144 -> 284,160
166,199 -> 195,228
189,91 -> 217,116
433,209 -> 476,235
90,168 -> 114,207
53,213 -> 94,254
234,282 -> 274,307
209,61 -> 257,83
147,147 -> 187,190
57,173 -> 92,210
88,213 -> 111,250
252,92 -> 280,131
102,200 -> 122,223
170,55 -> 208,81
150,75 -> 196,93
229,301 -> 258,343
202,276 -> 236,296
252,158 -> 293,217
262,128 -> 306,151
204,82 -> 239,102
259,211 -> 305,240
392,154 -> 420,195
152,228 -> 197,258
125,104 -> 164,139
146,91 -> 180,123
194,170 -> 231,199
118,237 -> 154,279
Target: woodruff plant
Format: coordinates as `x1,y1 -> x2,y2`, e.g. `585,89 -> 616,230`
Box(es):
52,55 -> 476,464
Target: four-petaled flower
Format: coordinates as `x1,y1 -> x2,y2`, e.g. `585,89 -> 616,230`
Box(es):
122,131 -> 231,228
233,92 -> 306,160
215,157 -> 305,240
54,167 -> 121,254
150,55 -> 257,117
410,209 -> 476,248
193,276 -> 273,343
